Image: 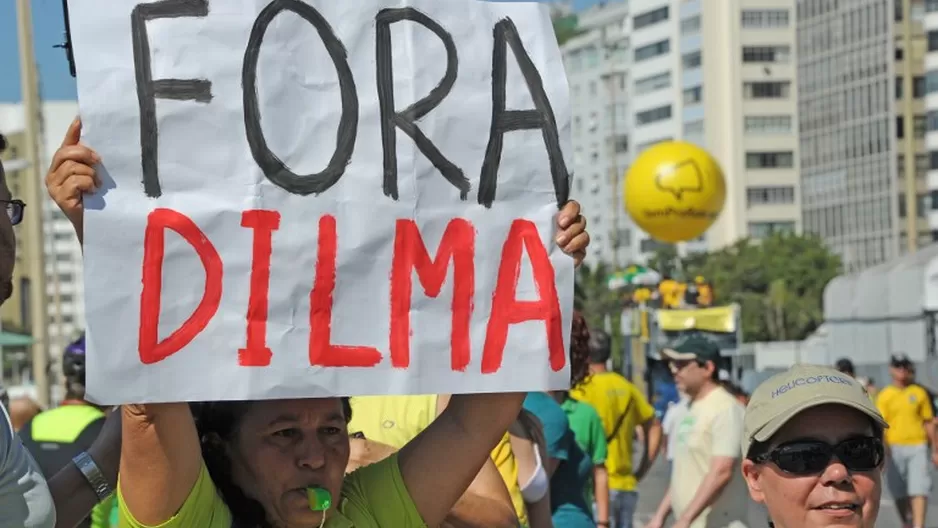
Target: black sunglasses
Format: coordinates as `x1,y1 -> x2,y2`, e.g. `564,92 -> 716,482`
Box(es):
753,436 -> 884,475
2,199 -> 25,226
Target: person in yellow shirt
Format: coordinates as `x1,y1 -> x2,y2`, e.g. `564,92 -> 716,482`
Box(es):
570,329 -> 662,528
876,354 -> 937,528
348,395 -> 521,528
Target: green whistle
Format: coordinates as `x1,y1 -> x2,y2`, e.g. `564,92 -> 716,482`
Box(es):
306,487 -> 332,512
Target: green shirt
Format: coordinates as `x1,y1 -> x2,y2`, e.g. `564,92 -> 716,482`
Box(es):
118,454 -> 425,527
561,398 -> 607,504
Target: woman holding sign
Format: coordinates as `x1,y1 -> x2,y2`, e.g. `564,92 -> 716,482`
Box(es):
46,119 -> 590,528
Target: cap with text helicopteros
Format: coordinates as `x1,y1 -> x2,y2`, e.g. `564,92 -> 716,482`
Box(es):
741,364 -> 887,457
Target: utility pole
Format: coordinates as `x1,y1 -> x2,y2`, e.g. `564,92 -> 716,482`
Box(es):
16,0 -> 51,408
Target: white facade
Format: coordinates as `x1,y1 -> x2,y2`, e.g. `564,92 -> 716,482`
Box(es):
927,2 -> 938,234
0,101 -> 84,359
563,0 -> 800,268
563,2 -> 634,267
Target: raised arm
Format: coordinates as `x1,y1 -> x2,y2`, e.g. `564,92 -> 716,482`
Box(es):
398,392 -> 525,527
45,119 -> 201,525
120,403 -> 203,524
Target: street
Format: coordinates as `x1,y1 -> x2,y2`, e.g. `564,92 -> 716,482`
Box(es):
631,455 -> 938,528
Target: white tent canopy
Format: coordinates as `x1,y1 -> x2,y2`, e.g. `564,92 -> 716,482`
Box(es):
823,244 -> 938,364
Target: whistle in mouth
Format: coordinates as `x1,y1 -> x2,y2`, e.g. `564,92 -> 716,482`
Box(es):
306,487 -> 332,512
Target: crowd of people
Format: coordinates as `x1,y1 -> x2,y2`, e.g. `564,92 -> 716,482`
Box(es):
0,121 -> 909,528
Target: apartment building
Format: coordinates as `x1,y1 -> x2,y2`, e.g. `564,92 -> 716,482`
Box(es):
0,101 -> 85,360
799,0 -> 928,271
562,0 -> 801,267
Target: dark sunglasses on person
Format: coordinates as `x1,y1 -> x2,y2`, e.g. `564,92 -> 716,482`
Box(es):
2,199 -> 25,226
753,436 -> 884,475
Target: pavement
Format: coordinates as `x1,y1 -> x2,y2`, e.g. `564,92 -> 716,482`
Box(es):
630,454 -> 938,528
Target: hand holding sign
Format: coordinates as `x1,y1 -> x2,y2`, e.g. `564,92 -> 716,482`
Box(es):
45,118 -> 101,243
70,0 -> 576,403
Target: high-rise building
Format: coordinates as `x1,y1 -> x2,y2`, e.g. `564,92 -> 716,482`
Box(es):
925,1 -> 938,242
562,0 -> 801,267
799,0 -> 928,271
0,130 -> 35,337
0,101 -> 85,361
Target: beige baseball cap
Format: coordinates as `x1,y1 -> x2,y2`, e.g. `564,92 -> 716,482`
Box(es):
742,364 -> 887,457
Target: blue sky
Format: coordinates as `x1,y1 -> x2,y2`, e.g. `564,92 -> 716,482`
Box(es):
0,0 -> 603,102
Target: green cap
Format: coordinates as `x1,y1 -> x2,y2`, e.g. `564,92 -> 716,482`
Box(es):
306,487 -> 332,511
660,335 -> 721,363
741,364 -> 887,457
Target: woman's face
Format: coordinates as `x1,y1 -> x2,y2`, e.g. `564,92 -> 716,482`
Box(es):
227,398 -> 350,527
741,404 -> 882,528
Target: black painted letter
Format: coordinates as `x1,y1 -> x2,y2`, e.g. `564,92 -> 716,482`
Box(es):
131,0 -> 213,199
479,18 -> 569,209
376,8 -> 469,201
243,0 -> 358,196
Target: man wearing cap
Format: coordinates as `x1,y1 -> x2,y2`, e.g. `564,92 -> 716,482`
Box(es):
647,336 -> 749,528
741,364 -> 887,528
875,354 -> 937,528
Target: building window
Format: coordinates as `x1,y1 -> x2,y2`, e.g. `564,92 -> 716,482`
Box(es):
742,46 -> 791,64
636,137 -> 672,153
928,111 -> 938,132
741,9 -> 790,28
743,81 -> 791,99
915,76 -> 926,98
633,6 -> 669,30
929,0 -> 938,13
635,39 -> 670,62
635,105 -> 672,126
916,116 -> 928,138
746,186 -> 795,207
682,51 -> 702,69
930,151 -> 938,170
744,115 -> 793,134
746,151 -> 794,169
683,86 -> 703,105
896,77 -> 904,99
680,15 -> 701,35
748,221 -> 795,239
930,31 -> 938,52
928,71 -> 938,94
684,120 -> 704,136
634,71 -> 671,95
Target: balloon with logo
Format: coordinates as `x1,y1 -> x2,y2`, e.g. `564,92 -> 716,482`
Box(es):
624,141 -> 726,243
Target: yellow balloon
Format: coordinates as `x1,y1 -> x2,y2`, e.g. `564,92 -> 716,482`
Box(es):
624,141 -> 726,243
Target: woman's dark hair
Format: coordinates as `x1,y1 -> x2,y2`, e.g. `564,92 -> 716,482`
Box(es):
190,397 -> 353,527
570,311 -> 592,388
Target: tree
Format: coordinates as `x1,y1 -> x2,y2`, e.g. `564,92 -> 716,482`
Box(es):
552,14 -> 581,46
575,262 -> 619,331
648,244 -> 680,278
682,233 -> 842,342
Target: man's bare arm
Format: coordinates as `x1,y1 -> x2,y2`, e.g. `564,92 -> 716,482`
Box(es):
48,409 -> 121,528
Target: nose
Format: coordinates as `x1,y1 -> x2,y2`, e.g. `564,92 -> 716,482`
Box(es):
296,437 -> 327,470
819,457 -> 851,485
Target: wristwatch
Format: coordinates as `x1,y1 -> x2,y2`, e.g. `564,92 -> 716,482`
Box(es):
73,451 -> 113,501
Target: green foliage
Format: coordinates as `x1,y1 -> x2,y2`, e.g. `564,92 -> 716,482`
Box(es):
681,233 -> 842,342
552,14 -> 582,45
574,262 -> 624,368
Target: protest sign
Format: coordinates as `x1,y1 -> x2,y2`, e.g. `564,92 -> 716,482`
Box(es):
69,0 -> 574,403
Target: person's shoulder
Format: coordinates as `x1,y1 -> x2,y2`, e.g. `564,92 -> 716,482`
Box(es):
524,393 -> 569,428
341,453 -> 423,525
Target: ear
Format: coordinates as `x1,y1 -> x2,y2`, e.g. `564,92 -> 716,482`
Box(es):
741,458 -> 766,504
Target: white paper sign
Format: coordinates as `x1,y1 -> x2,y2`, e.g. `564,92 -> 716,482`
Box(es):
69,0 -> 574,404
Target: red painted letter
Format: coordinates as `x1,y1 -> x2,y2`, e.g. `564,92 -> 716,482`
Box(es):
390,218 -> 475,371
239,210 -> 281,367
482,219 -> 565,374
310,215 -> 382,367
139,208 -> 223,365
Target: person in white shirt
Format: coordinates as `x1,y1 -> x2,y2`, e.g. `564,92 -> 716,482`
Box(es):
0,134 -> 55,527
661,393 -> 690,474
